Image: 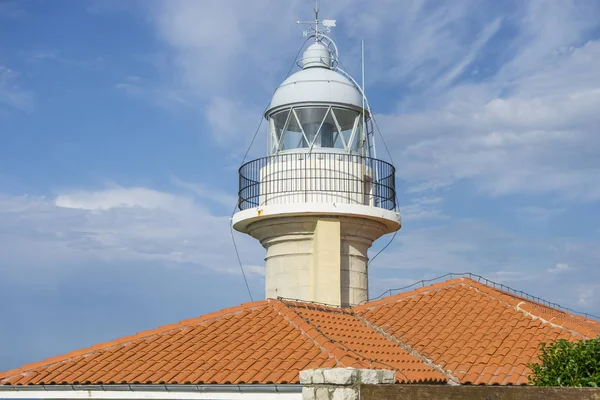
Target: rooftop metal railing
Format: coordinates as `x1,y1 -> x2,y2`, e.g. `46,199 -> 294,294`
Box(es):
369,272 -> 600,320
238,152 -> 396,211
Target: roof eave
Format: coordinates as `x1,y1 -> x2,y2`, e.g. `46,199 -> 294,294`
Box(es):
0,384 -> 302,399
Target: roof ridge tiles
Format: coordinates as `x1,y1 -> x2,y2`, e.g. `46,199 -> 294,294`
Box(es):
351,311 -> 452,384
268,299 -> 347,367
461,279 -> 599,338
462,279 -> 598,320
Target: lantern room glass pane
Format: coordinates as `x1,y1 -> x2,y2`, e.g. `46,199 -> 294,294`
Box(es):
333,108 -> 361,152
282,130 -> 307,149
270,110 -> 290,153
271,110 -> 290,135
294,107 -> 328,148
284,109 -> 307,149
333,130 -> 345,149
319,110 -> 336,148
269,109 -> 307,151
332,108 -> 359,130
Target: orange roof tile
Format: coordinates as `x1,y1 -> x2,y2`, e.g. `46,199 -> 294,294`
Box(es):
1,277 -> 598,386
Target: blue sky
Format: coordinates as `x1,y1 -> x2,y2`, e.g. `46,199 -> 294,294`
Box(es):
1,0 -> 600,372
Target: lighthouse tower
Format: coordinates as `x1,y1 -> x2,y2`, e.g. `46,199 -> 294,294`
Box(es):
233,12 -> 401,307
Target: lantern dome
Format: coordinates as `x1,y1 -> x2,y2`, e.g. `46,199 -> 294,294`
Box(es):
266,58 -> 363,116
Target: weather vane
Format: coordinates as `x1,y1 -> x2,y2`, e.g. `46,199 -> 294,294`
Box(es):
296,0 -> 336,41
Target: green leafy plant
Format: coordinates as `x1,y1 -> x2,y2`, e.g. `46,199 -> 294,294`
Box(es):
528,337 -> 600,387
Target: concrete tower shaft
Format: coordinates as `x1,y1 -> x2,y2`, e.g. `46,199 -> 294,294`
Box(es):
243,215 -> 389,307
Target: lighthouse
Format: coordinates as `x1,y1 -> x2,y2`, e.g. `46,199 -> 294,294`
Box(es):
233,11 -> 401,307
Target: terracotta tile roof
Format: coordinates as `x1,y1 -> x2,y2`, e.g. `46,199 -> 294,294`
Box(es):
1,277 -> 598,386
0,299 -> 445,386
354,278 -> 600,385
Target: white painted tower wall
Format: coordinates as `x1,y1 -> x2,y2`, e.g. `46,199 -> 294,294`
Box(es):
259,157 -> 374,207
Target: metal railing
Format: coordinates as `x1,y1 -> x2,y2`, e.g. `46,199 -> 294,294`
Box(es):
368,272 -> 600,320
238,152 -> 396,211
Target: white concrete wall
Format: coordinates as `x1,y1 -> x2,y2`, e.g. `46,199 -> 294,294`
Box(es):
259,158 -> 374,207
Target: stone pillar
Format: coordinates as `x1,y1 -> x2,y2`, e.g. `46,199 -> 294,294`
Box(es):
310,219 -> 342,305
300,368 -> 396,400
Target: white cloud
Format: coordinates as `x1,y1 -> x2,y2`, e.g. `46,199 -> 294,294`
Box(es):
172,178 -> 237,209
0,187 -> 264,275
0,66 -> 33,112
518,206 -> 566,223
435,17 -> 503,88
577,285 -> 600,307
400,196 -> 446,221
372,219 -> 517,274
405,179 -> 454,194
55,187 -> 195,211
150,0 -> 304,95
232,264 -> 265,277
380,37 -> 600,201
146,1 -> 501,129
548,263 -> 574,274
3,188 -> 600,312
493,270 -> 536,284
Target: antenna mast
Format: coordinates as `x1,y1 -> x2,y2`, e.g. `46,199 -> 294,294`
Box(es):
314,0 -> 319,42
